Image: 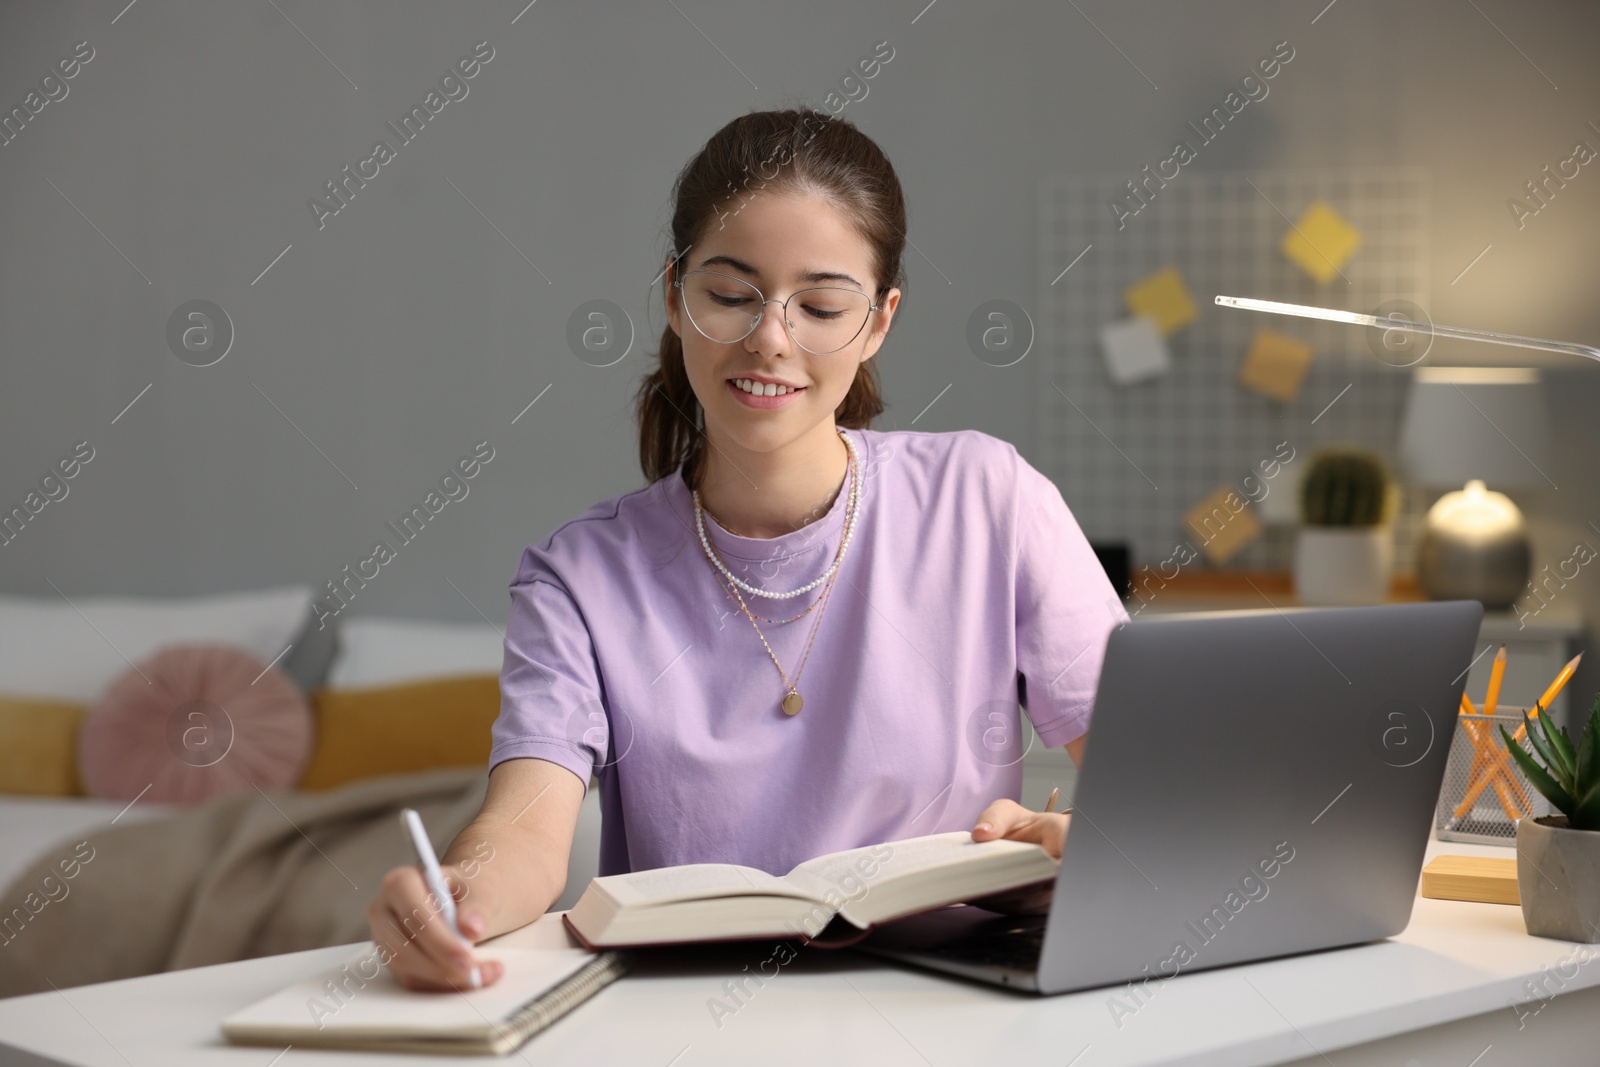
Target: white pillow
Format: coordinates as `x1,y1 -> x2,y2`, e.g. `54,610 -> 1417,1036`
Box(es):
326,617 -> 505,690
0,586 -> 314,703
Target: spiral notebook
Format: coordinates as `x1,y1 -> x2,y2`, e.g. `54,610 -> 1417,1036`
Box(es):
220,943 -> 633,1056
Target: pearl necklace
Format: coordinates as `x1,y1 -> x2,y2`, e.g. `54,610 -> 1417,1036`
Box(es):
709,569 -> 828,625
692,428 -> 862,600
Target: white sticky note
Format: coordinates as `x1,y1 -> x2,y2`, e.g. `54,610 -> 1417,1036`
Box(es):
1256,460 -> 1303,524
1099,316 -> 1170,385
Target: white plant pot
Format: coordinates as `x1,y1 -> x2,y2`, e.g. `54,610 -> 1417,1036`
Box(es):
1293,526 -> 1392,606
1518,816 -> 1600,943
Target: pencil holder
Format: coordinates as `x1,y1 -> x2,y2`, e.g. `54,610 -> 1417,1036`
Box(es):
1435,708 -> 1554,845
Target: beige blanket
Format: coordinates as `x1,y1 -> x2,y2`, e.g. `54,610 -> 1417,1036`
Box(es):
0,767 -> 487,998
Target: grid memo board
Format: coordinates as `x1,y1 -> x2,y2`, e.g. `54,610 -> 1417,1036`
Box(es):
1035,167 -> 1431,574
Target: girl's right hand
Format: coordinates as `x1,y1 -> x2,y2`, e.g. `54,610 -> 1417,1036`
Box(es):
366,862 -> 506,991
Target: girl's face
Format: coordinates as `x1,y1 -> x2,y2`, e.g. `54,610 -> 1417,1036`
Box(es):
667,191 -> 899,460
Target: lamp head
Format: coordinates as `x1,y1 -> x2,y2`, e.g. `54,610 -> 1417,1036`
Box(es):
1418,478 -> 1530,608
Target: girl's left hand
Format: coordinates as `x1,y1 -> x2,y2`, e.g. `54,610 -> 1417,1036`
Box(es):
966,798 -> 1070,915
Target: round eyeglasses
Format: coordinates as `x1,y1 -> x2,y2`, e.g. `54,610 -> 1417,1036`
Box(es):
673,269 -> 878,355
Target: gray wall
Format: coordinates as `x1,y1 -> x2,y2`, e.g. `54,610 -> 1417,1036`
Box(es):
2,1 -> 1597,697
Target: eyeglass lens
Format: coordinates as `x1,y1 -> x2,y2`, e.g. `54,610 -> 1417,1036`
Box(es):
680,271 -> 871,354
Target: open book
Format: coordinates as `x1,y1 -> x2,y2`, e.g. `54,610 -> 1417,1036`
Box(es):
564,831 -> 1059,950
220,944 -> 631,1056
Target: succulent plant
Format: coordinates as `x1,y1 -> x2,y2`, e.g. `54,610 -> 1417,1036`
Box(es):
1299,447 -> 1393,526
1502,692 -> 1600,831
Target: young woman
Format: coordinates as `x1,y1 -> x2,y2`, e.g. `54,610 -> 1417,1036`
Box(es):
366,108 -> 1124,991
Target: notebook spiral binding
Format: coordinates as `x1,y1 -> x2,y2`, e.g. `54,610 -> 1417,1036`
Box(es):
485,950 -> 636,1055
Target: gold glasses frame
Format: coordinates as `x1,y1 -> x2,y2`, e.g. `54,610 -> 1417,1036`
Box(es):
673,268 -> 879,355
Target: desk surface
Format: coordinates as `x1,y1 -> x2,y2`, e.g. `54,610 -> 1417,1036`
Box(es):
0,839 -> 1595,1067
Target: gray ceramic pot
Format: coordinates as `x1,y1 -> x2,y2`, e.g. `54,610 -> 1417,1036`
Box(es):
1517,816 -> 1600,943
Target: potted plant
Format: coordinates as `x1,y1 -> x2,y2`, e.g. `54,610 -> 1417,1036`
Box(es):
1292,447 -> 1397,605
1502,693 -> 1600,943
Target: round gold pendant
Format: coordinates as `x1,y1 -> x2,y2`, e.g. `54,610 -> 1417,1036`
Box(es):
781,691 -> 803,716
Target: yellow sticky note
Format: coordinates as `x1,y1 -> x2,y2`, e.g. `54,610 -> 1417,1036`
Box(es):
1184,486 -> 1262,565
1124,267 -> 1197,335
1239,327 -> 1314,402
1280,201 -> 1362,283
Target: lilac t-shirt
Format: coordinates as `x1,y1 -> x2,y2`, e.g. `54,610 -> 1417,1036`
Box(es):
488,427 -> 1125,877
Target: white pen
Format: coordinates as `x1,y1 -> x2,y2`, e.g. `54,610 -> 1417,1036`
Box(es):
400,808 -> 482,989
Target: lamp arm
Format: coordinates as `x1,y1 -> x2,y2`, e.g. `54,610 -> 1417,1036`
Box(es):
1214,296 -> 1600,364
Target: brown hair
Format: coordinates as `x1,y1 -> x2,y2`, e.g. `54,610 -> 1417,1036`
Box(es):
634,107 -> 907,489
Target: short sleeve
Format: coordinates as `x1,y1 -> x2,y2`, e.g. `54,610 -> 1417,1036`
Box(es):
488,546 -> 607,792
1011,450 -> 1127,748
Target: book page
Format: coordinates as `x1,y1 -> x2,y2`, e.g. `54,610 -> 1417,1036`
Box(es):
597,863 -> 815,908
221,945 -> 596,1039
784,832 -> 1058,927
787,831 -> 1029,890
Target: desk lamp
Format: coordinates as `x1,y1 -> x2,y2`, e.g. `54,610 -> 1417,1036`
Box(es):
1397,367 -> 1552,607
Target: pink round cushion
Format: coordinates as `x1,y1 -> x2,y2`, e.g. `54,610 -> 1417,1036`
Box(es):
78,644 -> 313,804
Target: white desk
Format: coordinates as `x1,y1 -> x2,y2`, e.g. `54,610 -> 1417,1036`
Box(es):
0,839 -> 1595,1067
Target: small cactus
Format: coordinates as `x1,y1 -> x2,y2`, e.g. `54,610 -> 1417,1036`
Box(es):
1300,447 -> 1392,526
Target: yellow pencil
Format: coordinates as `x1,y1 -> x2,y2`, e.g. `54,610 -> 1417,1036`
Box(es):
1461,647 -> 1514,815
1460,697 -> 1493,795
1492,777 -> 1523,820
1512,652 -> 1582,744
1483,645 -> 1507,717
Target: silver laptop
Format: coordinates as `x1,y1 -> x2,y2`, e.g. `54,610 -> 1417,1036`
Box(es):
858,601 -> 1483,995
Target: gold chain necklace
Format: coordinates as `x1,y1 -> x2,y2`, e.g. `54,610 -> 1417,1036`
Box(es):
724,556 -> 841,716
710,569 -> 827,625
695,434 -> 858,716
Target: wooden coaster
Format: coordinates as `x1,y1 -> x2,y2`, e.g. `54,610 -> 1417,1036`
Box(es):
1420,855 -> 1519,906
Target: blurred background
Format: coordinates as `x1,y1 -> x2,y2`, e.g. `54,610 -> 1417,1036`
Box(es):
2,2 -> 1598,724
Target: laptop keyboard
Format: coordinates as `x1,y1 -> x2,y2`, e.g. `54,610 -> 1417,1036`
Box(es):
924,915 -> 1047,970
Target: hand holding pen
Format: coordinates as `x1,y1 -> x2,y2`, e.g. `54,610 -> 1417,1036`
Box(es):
401,809 -> 482,989
362,809 -> 506,993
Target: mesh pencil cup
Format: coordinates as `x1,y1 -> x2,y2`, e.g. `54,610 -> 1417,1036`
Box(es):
1435,708 -> 1554,846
